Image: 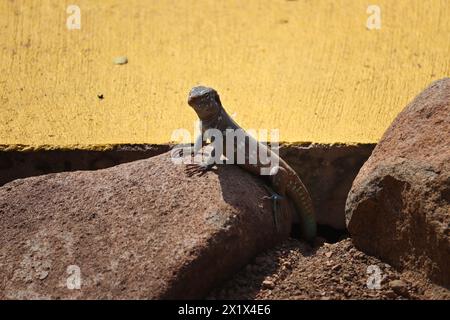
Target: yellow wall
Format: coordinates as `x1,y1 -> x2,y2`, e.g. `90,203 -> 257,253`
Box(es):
0,0 -> 449,150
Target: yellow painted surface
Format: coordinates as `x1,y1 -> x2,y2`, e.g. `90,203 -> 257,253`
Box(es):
0,0 -> 449,150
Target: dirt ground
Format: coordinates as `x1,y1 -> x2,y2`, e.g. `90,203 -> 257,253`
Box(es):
208,238 -> 449,300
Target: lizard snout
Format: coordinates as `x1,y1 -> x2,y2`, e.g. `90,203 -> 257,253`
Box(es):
187,93 -> 198,107
188,86 -> 216,107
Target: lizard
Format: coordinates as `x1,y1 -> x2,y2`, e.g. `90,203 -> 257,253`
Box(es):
177,86 -> 317,242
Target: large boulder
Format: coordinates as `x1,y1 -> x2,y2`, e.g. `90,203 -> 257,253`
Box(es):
346,78 -> 450,287
0,152 -> 292,299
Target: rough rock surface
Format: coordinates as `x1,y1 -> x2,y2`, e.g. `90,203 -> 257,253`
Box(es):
345,78 -> 450,287
0,152 -> 293,299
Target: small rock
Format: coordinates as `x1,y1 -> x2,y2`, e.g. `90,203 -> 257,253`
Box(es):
113,56 -> 128,65
262,280 -> 275,290
389,280 -> 409,297
343,273 -> 352,281
384,290 -> 398,299
325,251 -> 333,258
38,271 -> 49,280
331,264 -> 342,271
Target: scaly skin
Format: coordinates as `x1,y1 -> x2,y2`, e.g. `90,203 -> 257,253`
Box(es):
183,86 -> 317,242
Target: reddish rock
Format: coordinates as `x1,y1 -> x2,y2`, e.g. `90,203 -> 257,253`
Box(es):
346,78 -> 450,287
0,152 -> 293,299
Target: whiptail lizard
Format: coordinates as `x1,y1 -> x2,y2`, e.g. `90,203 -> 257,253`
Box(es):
178,86 -> 317,242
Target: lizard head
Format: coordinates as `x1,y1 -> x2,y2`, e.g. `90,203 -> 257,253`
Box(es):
188,86 -> 222,120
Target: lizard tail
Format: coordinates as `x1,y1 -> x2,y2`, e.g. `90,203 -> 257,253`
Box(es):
288,178 -> 317,243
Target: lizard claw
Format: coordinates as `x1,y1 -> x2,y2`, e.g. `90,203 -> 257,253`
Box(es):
185,163 -> 213,177
262,186 -> 283,232
262,194 -> 283,201
262,185 -> 283,201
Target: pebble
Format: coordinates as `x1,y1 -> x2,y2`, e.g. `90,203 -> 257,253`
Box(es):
113,56 -> 128,65
385,290 -> 398,299
389,280 -> 409,297
354,252 -> 365,259
332,264 -> 342,271
343,273 -> 352,281
262,280 -> 275,290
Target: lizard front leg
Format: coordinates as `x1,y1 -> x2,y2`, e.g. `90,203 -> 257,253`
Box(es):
185,129 -> 225,177
185,145 -> 217,177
